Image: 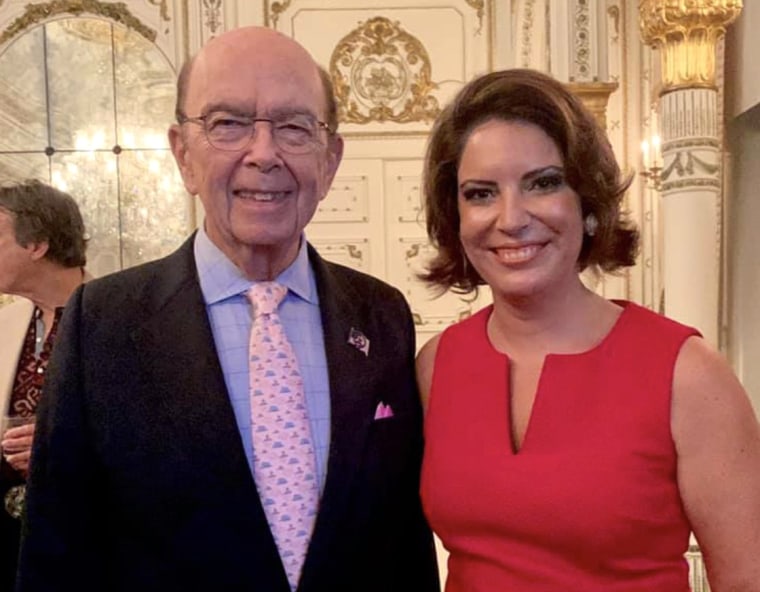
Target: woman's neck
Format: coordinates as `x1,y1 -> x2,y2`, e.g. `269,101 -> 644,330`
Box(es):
487,280 -> 616,357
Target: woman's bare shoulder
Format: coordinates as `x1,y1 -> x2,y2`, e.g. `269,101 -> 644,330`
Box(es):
416,333 -> 443,413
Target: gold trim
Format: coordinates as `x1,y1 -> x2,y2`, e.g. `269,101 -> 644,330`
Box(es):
262,1 -> 494,70
573,0 -> 591,78
520,0 -> 536,67
465,0 -> 485,33
268,0 -> 292,30
147,0 -> 170,23
330,16 -> 440,125
202,0 -> 223,34
608,5 -> 621,39
638,0 -> 742,93
0,0 -> 157,47
565,81 -> 619,131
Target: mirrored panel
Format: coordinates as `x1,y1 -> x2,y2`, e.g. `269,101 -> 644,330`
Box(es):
0,154 -> 48,181
47,19 -> 116,151
115,27 -> 175,150
0,17 -> 190,277
51,151 -> 121,277
0,27 -> 47,151
119,149 -> 190,269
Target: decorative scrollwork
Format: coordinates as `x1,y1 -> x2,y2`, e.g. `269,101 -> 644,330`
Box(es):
267,0 -> 292,29
573,0 -> 591,79
607,5 -> 621,39
202,0 -> 223,34
465,0 -> 485,34
0,0 -> 157,46
520,0 -> 536,67
147,0 -> 170,23
330,17 -> 440,125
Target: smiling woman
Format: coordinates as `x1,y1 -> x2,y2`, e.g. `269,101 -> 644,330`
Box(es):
415,68 -> 760,592
0,17 -> 190,278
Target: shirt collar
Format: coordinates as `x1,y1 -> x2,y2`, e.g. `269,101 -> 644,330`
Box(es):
194,227 -> 317,305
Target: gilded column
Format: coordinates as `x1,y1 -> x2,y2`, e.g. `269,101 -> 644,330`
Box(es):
639,0 -> 741,346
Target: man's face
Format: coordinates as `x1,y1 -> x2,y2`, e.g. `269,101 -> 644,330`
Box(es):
0,209 -> 36,295
169,29 -> 343,277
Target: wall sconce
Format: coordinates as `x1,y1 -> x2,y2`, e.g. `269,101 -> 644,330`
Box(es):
640,134 -> 662,191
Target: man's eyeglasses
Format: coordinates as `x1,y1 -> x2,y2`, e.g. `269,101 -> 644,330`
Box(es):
177,111 -> 333,154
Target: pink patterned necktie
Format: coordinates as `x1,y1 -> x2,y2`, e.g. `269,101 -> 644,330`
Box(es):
247,282 -> 318,590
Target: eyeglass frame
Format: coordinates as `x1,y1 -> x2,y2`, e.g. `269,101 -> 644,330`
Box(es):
176,110 -> 335,154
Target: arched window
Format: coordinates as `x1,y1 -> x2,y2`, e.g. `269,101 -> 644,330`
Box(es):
0,18 -> 190,277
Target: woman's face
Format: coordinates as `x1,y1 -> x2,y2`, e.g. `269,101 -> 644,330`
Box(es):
456,118 -> 584,301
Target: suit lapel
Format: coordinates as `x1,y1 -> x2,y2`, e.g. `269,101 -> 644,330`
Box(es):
304,247 -> 381,563
129,237 -> 257,492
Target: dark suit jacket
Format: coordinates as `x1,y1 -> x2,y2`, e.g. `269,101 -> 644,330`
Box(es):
17,236 -> 439,592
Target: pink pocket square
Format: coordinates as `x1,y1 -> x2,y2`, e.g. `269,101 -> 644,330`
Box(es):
374,402 -> 394,420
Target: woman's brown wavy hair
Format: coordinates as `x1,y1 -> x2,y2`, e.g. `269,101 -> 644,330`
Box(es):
420,68 -> 639,294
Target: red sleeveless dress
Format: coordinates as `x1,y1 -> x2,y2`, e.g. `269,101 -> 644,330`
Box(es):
420,301 -> 699,592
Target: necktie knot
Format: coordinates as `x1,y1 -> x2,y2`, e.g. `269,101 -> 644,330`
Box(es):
247,282 -> 287,317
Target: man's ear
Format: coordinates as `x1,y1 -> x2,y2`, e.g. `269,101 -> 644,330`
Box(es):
321,133 -> 344,201
169,124 -> 199,196
28,241 -> 49,262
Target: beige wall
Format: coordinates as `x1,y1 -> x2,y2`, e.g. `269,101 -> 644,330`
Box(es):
725,1 -> 760,118
726,106 -> 760,415
725,5 -> 760,415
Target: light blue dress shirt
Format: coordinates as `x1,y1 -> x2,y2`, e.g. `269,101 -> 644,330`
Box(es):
194,229 -> 331,493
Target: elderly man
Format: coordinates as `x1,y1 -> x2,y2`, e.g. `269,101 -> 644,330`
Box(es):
0,179 -> 88,591
17,26 -> 438,592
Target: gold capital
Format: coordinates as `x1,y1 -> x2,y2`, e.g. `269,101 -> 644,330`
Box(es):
565,81 -> 619,131
639,0 -> 742,93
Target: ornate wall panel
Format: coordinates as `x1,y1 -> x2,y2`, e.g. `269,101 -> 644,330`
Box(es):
305,158 -> 386,280
262,0 -> 499,350
383,158 -> 491,339
392,237 -> 484,331
262,0 -> 493,137
307,238 -> 370,273
312,174 -> 370,223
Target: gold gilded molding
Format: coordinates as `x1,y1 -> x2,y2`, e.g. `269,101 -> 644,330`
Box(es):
267,0 -> 292,30
520,0 -> 536,67
565,81 -> 619,131
608,5 -> 621,39
203,0 -> 223,34
0,0 -> 157,47
574,0 -> 591,79
330,16 -> 440,125
639,0 -> 742,92
465,0 -> 485,34
147,0 -> 170,23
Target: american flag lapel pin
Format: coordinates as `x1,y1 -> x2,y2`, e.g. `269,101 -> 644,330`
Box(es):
347,327 -> 370,356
